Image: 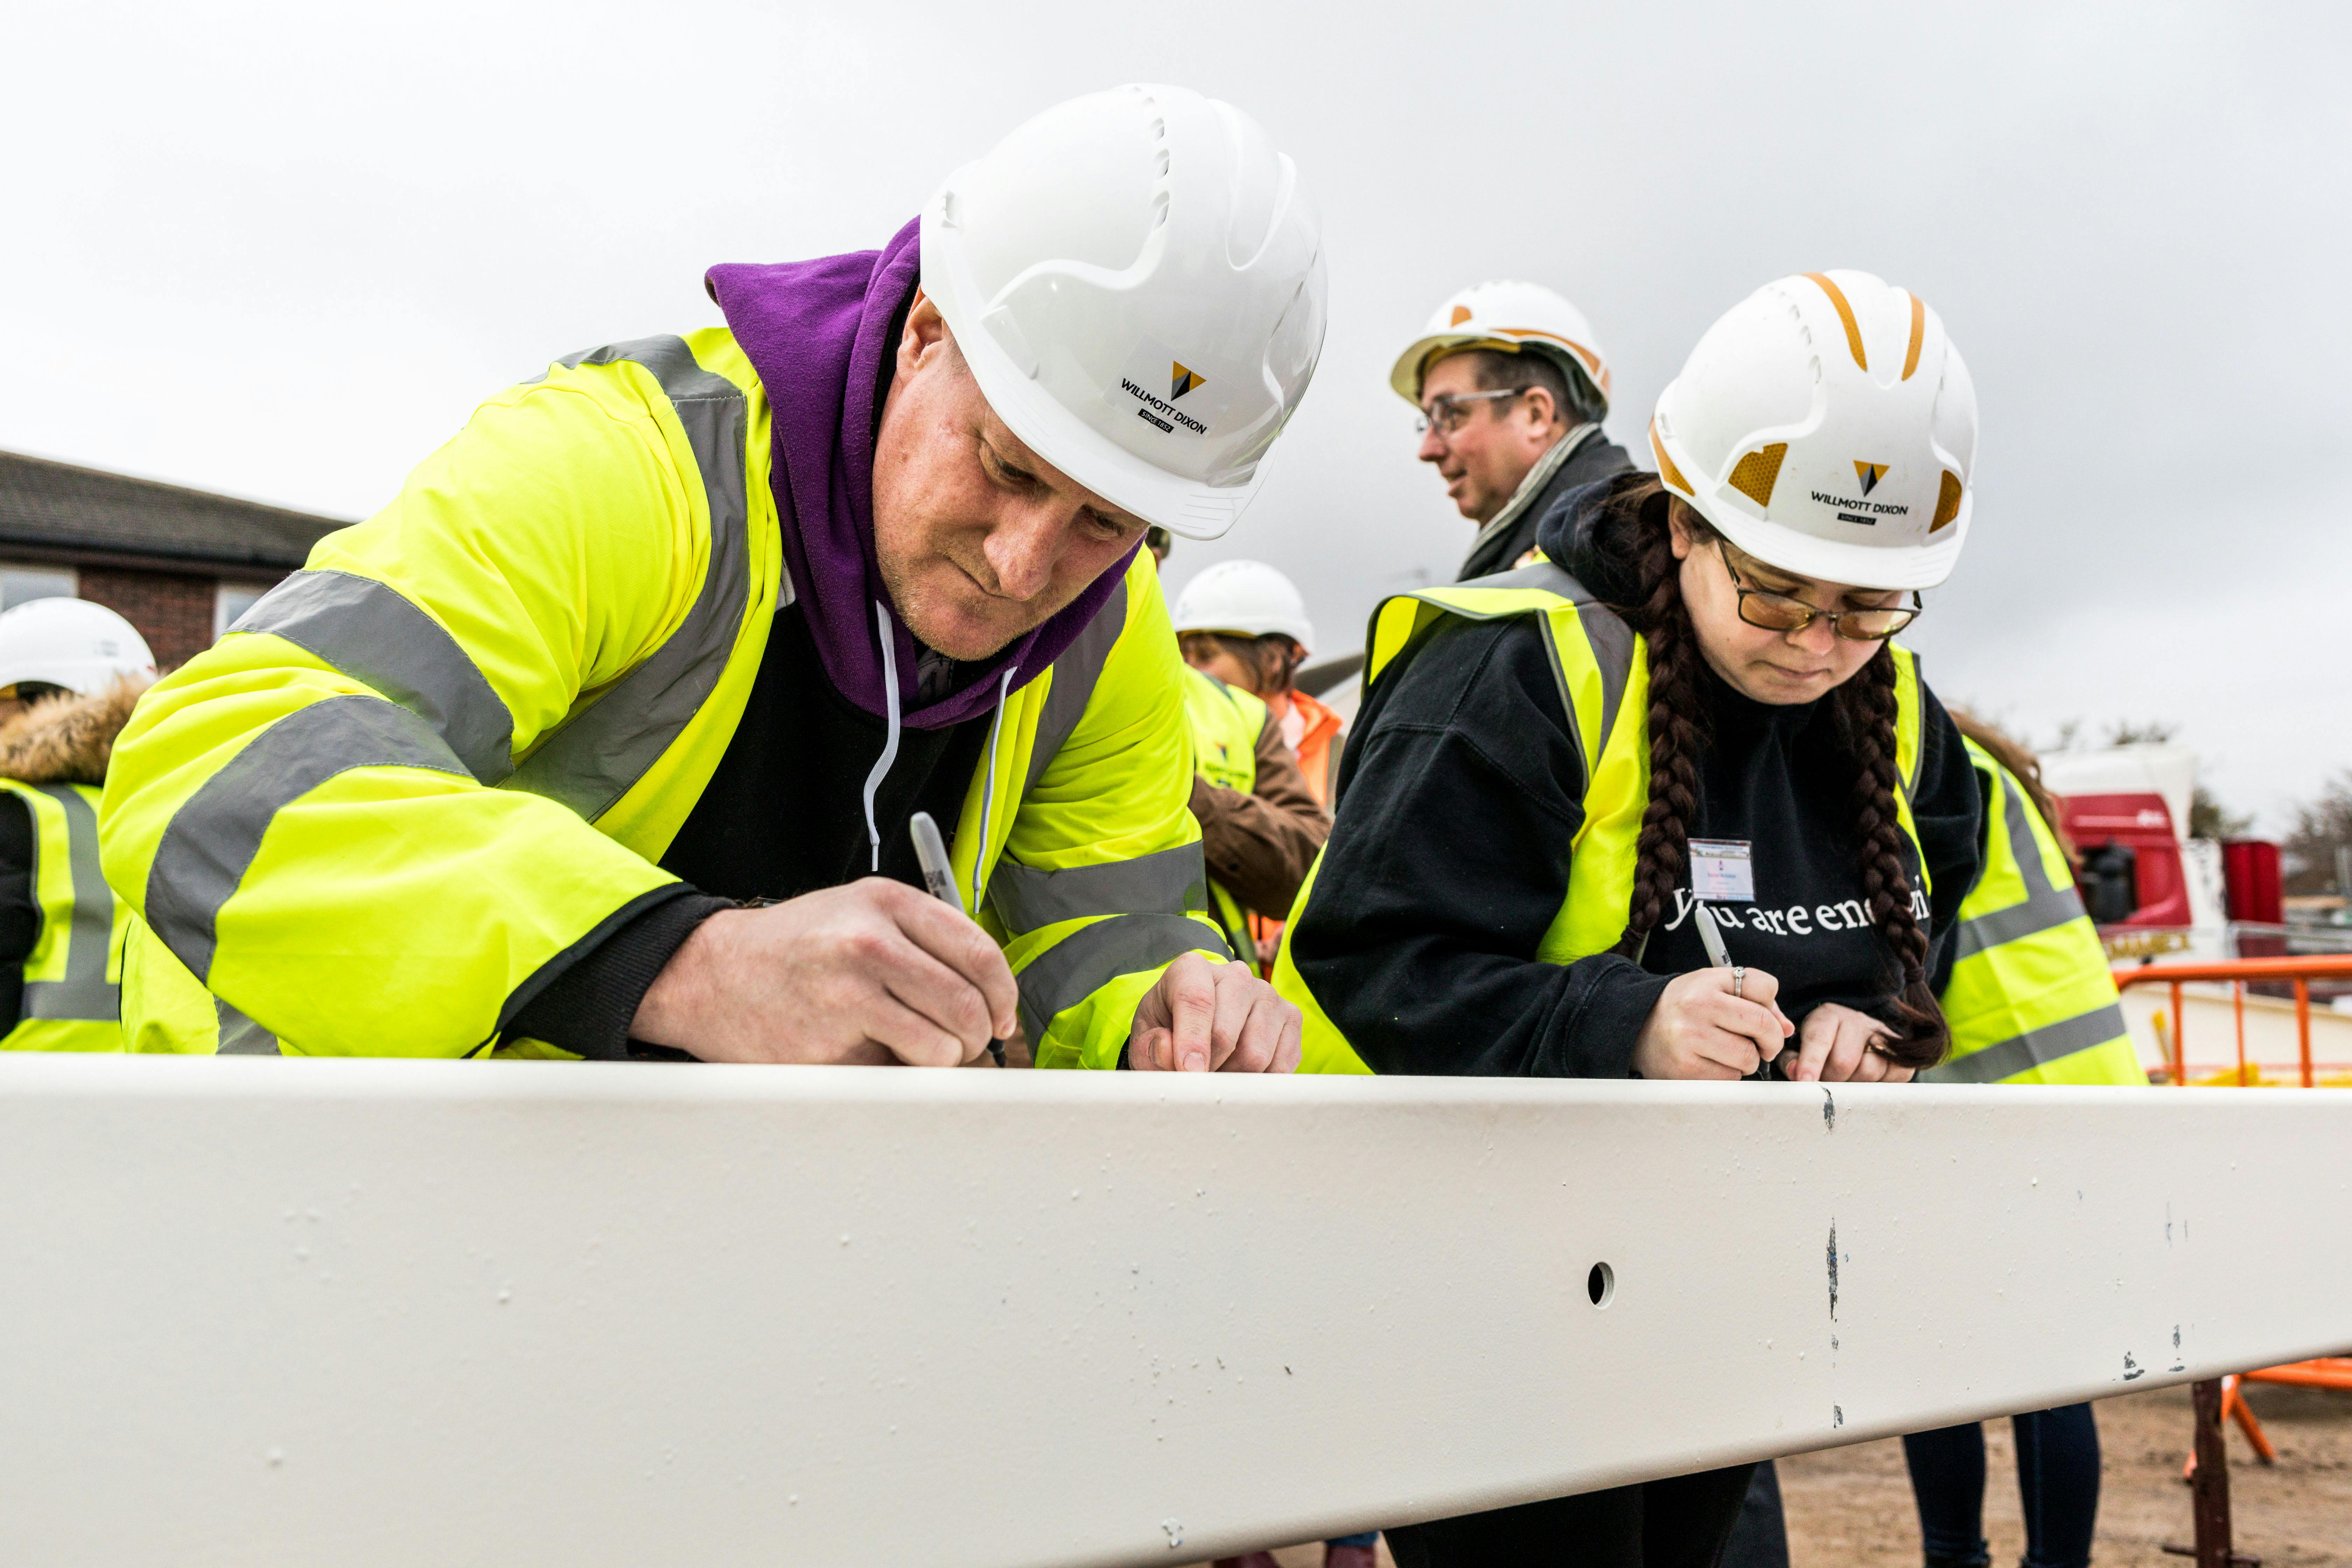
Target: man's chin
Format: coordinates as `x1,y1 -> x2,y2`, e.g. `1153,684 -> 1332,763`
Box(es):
899,601 -> 1043,663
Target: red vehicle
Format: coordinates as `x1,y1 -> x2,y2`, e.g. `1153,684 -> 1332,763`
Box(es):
2037,744 -> 2285,960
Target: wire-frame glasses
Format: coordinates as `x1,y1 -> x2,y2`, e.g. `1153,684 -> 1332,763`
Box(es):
1717,540 -> 1921,641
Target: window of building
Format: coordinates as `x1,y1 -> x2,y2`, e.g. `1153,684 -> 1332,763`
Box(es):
214,582 -> 270,640
0,565 -> 77,612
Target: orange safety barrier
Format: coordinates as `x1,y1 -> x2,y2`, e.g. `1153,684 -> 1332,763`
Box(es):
2115,956 -> 2352,1561
2113,953 -> 2352,1090
2244,1357 -> 2352,1391
2190,1359 -> 2352,1479
2180,1374 -> 2275,1482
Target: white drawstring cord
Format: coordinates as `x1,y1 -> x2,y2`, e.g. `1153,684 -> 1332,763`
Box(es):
973,665 -> 1016,910
861,601 -> 903,874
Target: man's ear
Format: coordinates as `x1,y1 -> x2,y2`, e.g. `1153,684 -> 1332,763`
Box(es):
896,289 -> 953,376
1518,384 -> 1561,435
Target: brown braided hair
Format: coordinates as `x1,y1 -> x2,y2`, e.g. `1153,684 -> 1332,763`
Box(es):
1602,478 -> 1948,1068
1831,638 -> 1948,1067
1610,483 -> 1709,958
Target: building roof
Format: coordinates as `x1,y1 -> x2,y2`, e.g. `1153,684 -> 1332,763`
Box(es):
0,450 -> 351,574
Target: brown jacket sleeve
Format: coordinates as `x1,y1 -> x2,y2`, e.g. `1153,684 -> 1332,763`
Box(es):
1189,710 -> 1333,918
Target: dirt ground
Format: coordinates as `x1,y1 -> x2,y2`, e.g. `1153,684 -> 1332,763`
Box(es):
1188,1382 -> 2349,1567
1782,1382 -> 2352,1568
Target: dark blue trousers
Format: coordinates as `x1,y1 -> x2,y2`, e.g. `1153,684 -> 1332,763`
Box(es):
1902,1405 -> 2101,1568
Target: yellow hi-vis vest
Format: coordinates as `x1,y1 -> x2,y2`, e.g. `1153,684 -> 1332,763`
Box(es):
1182,666 -> 1268,968
102,331 -> 1224,1068
1272,559 -> 1931,1075
1920,739 -> 2144,1086
0,780 -> 124,1051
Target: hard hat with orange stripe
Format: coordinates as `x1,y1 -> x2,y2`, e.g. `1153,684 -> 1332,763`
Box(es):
1390,280 -> 1612,420
1650,270 -> 1977,591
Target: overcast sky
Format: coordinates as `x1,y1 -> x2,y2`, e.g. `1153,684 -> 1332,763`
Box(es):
6,0 -> 2346,829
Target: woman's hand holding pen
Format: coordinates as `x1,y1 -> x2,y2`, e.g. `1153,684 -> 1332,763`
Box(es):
1631,966 -> 1794,1080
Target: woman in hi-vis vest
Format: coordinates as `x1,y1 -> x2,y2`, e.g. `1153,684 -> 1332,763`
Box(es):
1277,272 -> 1989,1568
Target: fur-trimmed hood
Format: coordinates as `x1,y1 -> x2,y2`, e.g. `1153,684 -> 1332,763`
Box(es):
0,676 -> 152,785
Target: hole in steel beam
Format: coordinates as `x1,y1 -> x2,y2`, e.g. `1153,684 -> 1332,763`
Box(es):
1587,1262 -> 1615,1308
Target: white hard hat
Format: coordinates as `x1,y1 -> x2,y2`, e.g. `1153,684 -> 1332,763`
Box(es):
0,598 -> 155,696
1170,559 -> 1315,652
922,85 -> 1326,541
1390,280 -> 1613,418
1650,270 -> 1977,591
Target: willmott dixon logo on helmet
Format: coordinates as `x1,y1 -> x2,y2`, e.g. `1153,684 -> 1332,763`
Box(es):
1809,460 -> 1912,526
1118,360 -> 1211,436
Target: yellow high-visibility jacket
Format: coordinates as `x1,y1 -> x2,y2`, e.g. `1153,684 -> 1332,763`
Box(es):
1922,740 -> 2145,1085
102,330 -> 1224,1066
1182,666 -> 1268,966
0,780 -> 125,1051
1273,559 -> 1933,1074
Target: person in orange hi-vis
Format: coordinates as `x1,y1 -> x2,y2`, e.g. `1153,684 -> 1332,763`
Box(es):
1171,556 -> 1348,803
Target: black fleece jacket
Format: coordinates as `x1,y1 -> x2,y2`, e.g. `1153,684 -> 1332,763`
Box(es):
1456,427 -> 1634,581
1290,474 -> 1982,1078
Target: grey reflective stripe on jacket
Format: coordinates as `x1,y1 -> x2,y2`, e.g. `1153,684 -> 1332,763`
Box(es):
214,995 -> 279,1055
158,335 -> 751,988
225,335 -> 749,811
1447,557 -> 1634,770
233,569 -> 516,784
1922,1001 -> 2130,1085
1019,579 -> 1127,798
990,576 -> 1224,1037
1920,762 -> 2127,1085
505,336 -> 752,821
1013,914 -> 1226,1046
19,785 -> 118,1024
146,696 -> 472,983
1953,768 -> 2083,962
990,843 -> 1208,937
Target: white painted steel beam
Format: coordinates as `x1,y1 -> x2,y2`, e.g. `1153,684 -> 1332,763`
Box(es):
1,1056 -> 2346,1567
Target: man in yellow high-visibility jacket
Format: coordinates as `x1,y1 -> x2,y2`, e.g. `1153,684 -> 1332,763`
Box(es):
100,86 -> 1323,1071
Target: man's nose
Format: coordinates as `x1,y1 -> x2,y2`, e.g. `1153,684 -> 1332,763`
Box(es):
1417,425 -> 1449,463
982,504 -> 1065,601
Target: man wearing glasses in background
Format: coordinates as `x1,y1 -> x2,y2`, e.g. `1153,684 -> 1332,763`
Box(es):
1391,281 -> 1633,581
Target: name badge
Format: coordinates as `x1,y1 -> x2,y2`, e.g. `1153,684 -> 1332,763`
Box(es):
1688,839 -> 1755,903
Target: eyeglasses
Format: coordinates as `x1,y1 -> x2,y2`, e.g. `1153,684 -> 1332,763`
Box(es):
1716,541 -> 1921,641
1413,387 -> 1524,435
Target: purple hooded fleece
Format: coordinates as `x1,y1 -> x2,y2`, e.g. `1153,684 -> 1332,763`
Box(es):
704,219 -> 1139,732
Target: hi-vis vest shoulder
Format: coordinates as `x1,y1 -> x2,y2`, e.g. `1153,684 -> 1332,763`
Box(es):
1922,739 -> 2144,1086
102,330 -> 1224,1068
1182,666 -> 1267,967
1273,559 -> 1932,1075
0,780 -> 124,1051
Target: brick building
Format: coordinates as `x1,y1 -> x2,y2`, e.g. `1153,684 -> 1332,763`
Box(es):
0,450 -> 350,671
